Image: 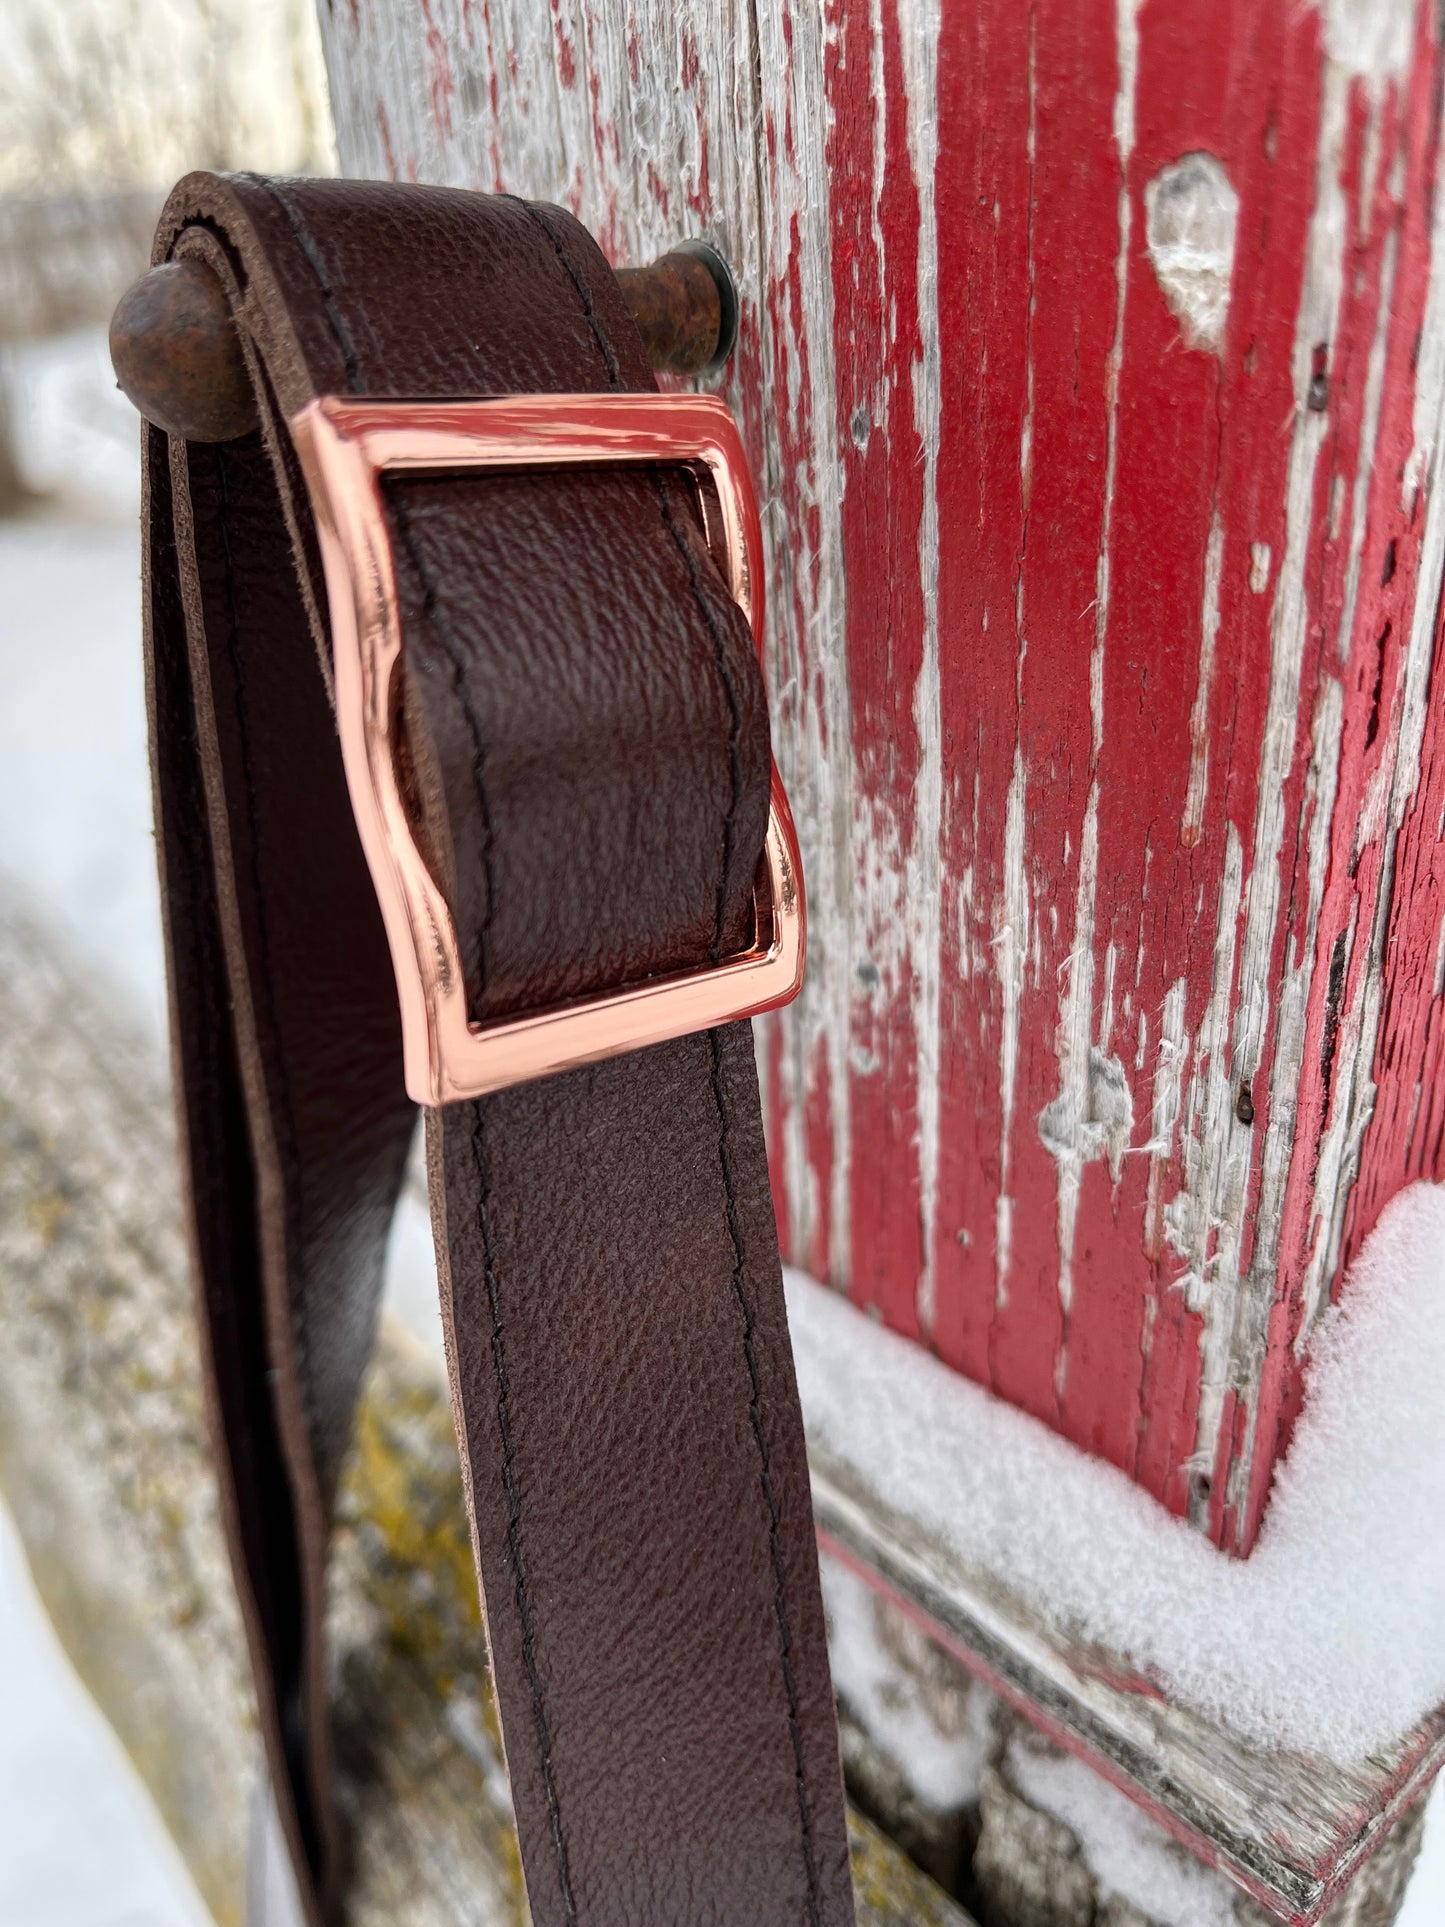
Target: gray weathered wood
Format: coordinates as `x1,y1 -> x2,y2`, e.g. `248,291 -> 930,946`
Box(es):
830,1566 -> 1428,1927
0,886 -> 972,1927
813,1452 -> 1441,1925
968,1745 -> 1424,1927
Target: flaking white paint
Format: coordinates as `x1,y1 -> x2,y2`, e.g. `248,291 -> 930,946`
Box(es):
1295,112 -> 1445,1355
994,747 -> 1029,1308
1144,152 -> 1240,355
751,0 -> 856,1282
1038,787 -> 1105,1342
1148,981 -> 1190,1161
1166,824 -> 1248,1517
1337,227 -> 1399,668
1322,0 -> 1417,85
1144,978 -> 1189,1262
1183,512 -> 1225,845
1229,49 -> 1439,1508
899,0 -> 944,1334
1031,0 -> 1142,1358
1184,36 -> 1361,1503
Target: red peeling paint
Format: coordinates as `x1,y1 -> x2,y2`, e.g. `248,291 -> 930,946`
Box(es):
823,0 -> 928,1343
324,0 -> 1445,1561
419,0 -> 456,143
645,160 -> 671,222
808,0 -> 1445,1550
551,0 -> 577,91
1254,10 -> 1445,1551
375,98 -> 397,183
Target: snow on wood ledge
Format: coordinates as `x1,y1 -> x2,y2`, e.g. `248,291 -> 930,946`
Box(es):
791,1187 -> 1445,1920
793,1184 -> 1445,1763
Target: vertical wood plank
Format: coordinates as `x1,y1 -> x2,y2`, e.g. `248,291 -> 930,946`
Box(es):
316,0 -> 1445,1554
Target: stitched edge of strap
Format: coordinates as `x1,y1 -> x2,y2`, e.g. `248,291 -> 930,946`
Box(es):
167,173 -> 841,1922
251,179 -> 584,1917
512,194 -> 827,1924
467,1101 -> 578,1919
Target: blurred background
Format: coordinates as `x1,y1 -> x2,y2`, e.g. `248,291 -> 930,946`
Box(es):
1,3 -> 1443,1924
0,0 -> 331,517
0,4 -> 330,1921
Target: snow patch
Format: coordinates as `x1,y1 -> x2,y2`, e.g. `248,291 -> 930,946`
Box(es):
1400,1778 -> 1445,1925
788,1181 -> 1445,1763
0,1498 -> 214,1926
1006,1739 -> 1240,1927
821,1554 -> 992,1814
3,329 -> 143,519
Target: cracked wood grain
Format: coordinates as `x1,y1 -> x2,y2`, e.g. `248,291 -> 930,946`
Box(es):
315,0 -> 1445,1560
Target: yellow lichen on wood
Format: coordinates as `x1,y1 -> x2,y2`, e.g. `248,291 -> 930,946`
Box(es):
846,1808 -> 984,1927
0,896 -> 974,1926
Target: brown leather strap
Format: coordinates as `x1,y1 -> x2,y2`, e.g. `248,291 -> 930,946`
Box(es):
143,171 -> 854,1927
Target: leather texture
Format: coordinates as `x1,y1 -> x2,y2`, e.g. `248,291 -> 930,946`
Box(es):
143,171 -> 854,1927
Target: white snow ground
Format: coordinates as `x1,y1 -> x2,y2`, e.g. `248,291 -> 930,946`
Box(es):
0,1496 -> 213,1927
3,330 -> 1445,1921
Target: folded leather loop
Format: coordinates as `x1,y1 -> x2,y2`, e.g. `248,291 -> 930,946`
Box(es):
144,172 -> 855,1926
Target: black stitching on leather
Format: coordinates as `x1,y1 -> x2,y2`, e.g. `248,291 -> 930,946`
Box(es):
256,177 -> 502,996
260,178 -> 578,1913
264,179 -> 824,1918
511,198 -> 747,947
516,197 -> 623,388
518,196 -> 825,1925
386,490 -> 500,1001
469,1100 -> 578,1924
708,1029 -> 825,1925
667,492 -> 825,1924
243,174 -> 366,393
652,479 -> 744,957
213,442 -> 325,1876
256,179 -> 576,1915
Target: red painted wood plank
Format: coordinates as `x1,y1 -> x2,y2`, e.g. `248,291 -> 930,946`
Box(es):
1253,7 -> 1445,1552
810,0 -> 1445,1551
320,0 -> 1445,1557
822,0 -> 930,1341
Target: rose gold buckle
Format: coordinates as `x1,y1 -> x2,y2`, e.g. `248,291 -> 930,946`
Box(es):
289,392 -> 805,1107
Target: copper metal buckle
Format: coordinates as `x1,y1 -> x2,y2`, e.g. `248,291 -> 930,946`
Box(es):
290,392 -> 806,1107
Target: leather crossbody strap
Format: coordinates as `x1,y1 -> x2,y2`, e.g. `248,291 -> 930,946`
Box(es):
143,172 -> 854,1927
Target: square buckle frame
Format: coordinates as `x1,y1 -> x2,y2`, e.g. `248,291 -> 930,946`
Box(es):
290,391 -> 805,1107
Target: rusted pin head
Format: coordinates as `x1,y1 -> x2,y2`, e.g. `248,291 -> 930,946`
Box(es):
110,259 -> 257,444
110,240 -> 740,444
614,241 -> 739,378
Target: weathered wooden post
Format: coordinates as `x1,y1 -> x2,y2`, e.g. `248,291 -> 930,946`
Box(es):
9,0 -> 1440,1919
309,0 -> 1445,1920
